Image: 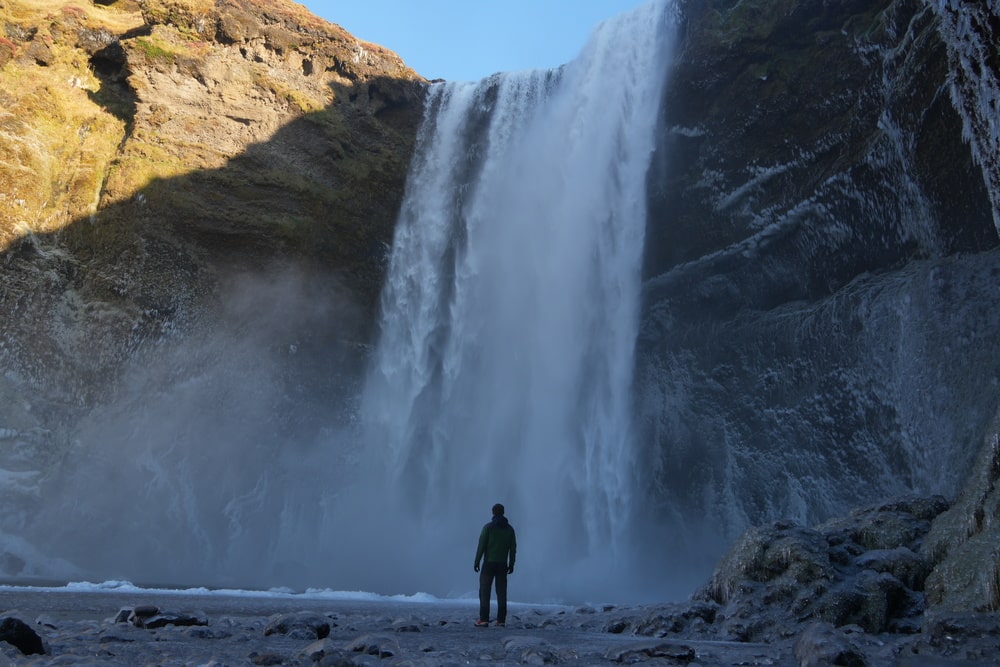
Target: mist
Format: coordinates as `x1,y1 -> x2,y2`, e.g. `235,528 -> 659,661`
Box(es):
26,268 -> 366,590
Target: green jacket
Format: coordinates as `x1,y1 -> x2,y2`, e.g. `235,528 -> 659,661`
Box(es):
475,515 -> 517,567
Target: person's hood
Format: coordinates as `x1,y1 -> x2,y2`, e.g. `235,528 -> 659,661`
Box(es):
490,515 -> 510,528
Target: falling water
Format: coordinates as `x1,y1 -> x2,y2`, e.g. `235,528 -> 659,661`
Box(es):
354,0 -> 679,601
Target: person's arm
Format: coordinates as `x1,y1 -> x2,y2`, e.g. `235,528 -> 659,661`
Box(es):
474,525 -> 488,571
507,529 -> 516,573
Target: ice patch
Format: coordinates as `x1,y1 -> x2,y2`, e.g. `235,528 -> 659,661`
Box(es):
0,580 -> 566,609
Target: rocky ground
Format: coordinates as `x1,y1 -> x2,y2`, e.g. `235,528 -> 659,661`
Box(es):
2,493 -> 1000,666
0,583 -> 998,666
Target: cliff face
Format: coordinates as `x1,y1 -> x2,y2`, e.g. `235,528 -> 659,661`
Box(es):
637,0 -> 1000,606
0,3 -> 423,384
0,0 -> 424,575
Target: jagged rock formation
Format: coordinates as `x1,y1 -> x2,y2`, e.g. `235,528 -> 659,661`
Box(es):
698,495 -> 949,638
637,0 -> 1000,585
595,493 -> 1000,663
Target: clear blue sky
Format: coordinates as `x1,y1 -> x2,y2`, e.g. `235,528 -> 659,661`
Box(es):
300,1 -> 645,82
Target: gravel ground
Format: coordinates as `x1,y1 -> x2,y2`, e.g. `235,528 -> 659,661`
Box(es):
0,587 -> 792,666
4,587 -> 999,666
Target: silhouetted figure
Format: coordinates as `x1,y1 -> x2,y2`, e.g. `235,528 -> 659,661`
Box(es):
474,503 -> 517,627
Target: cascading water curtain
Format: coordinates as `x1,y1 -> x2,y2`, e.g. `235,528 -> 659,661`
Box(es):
351,0 -> 679,602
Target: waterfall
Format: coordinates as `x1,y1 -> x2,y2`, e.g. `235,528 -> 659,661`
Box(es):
352,0 -> 679,601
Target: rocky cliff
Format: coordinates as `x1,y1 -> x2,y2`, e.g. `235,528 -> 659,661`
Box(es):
637,0 -> 999,610
0,0 -> 424,576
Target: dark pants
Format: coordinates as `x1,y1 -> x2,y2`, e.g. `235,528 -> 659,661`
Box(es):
479,561 -> 508,623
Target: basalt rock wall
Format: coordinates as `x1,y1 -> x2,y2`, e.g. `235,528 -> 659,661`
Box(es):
637,0 -> 1000,579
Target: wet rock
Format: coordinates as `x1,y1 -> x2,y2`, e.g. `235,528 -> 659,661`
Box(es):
249,651 -> 286,666
123,604 -> 160,627
632,601 -> 718,637
813,571 -> 912,633
184,625 -> 230,639
97,626 -> 140,643
139,611 -> 208,630
263,611 -> 333,640
606,620 -> 630,634
923,611 -> 1000,644
896,611 -> 1000,665
603,640 -> 697,664
502,635 -> 560,664
794,623 -> 867,667
854,547 -> 931,590
0,615 -> 45,655
693,496 -> 949,639
821,497 -> 946,553
299,637 -> 347,662
343,633 -> 398,658
700,522 -> 835,605
391,619 -> 421,633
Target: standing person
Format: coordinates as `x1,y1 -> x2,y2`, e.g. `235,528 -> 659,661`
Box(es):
473,503 -> 517,627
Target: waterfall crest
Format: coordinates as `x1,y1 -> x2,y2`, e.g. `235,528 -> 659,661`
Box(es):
353,0 -> 679,601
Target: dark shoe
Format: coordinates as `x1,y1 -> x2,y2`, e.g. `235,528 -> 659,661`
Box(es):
495,621 -> 505,627
474,620 -> 489,627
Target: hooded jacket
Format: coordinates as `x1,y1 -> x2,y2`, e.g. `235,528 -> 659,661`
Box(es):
475,515 -> 517,568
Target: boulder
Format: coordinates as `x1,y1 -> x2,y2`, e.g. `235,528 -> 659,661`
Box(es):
0,615 -> 45,655
141,612 -> 208,629
794,623 -> 866,667
263,611 -> 333,640
342,633 -> 398,659
693,496 -> 948,639
123,604 -> 160,626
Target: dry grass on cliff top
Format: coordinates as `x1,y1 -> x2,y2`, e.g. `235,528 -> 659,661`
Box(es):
3,0 -> 141,31
0,2 -> 143,250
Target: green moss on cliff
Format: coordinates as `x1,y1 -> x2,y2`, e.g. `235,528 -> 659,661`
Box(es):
133,36 -> 176,62
713,0 -> 799,44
